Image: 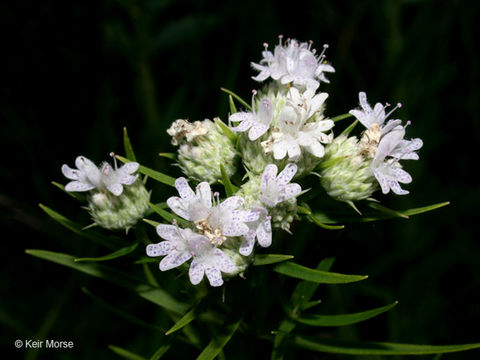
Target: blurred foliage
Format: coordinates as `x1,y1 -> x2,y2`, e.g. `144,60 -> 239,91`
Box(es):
1,0 -> 479,359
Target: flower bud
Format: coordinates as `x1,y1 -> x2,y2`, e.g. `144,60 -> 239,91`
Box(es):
319,134 -> 378,202
88,180 -> 150,231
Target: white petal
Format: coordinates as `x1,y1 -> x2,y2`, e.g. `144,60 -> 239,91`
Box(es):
261,164 -> 278,191
166,197 -> 191,220
248,123 -> 269,141
286,142 -> 301,160
220,196 -> 244,210
256,219 -> 272,248
61,164 -> 80,180
156,224 -> 182,242
213,249 -> 236,273
146,241 -> 172,257
232,210 -> 260,223
189,260 -> 205,285
277,163 -> 298,185
75,156 -> 96,170
195,182 -> 212,208
239,232 -> 256,256
392,167 -> 412,184
273,142 -> 288,160
359,92 -> 372,113
231,119 -> 253,133
389,180 -> 409,195
160,250 -> 192,271
223,221 -> 249,237
204,266 -> 223,287
281,183 -> 302,201
107,183 -> 123,196
65,181 -> 95,192
119,162 -> 139,174
174,177 -> 195,200
308,141 -> 325,158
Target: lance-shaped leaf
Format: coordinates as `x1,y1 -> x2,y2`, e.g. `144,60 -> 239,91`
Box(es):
219,164 -> 239,197
165,307 -> 197,336
293,336 -> 480,355
74,242 -> 139,262
123,127 -> 137,162
274,262 -> 367,284
25,250 -> 188,314
331,113 -> 354,122
253,254 -> 294,266
297,206 -> 344,230
148,202 -> 189,227
228,94 -> 237,114
116,155 -> 175,187
214,117 -> 237,144
109,345 -> 146,360
39,204 -> 123,250
294,301 -> 398,327
220,87 -> 252,111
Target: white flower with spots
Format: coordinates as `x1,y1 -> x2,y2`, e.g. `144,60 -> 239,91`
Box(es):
251,36 -> 335,91
371,127 -> 423,195
167,178 -> 259,245
230,94 -> 273,141
262,89 -> 333,160
260,163 -> 302,207
239,206 -> 272,256
61,155 -> 139,196
147,224 -> 236,287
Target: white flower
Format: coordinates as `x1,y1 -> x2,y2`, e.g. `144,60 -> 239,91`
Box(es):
371,127 -> 422,195
230,95 -> 273,141
262,89 -> 333,160
166,178 -> 259,245
251,36 -> 335,91
349,92 -> 402,134
167,119 -> 211,146
147,224 -> 236,287
61,155 -> 139,196
239,206 -> 272,256
260,163 -> 302,207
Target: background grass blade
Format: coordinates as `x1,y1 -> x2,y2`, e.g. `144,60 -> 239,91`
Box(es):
74,242 -> 139,262
116,155 -> 175,187
165,307 -> 196,336
109,345 -> 146,360
295,301 -> 398,327
293,336 -> 480,355
39,204 -> 123,249
26,250 -> 188,314
253,254 -> 294,266
123,127 -> 137,161
274,262 -> 367,284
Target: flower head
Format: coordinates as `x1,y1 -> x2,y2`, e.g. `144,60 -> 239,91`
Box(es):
251,36 -> 335,91
166,178 -> 259,246
61,154 -> 139,196
147,224 -> 236,287
230,93 -> 273,141
371,127 -> 422,195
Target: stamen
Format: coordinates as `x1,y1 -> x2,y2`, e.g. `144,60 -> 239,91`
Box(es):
109,152 -> 118,170
385,102 -> 402,120
318,44 -> 329,59
251,89 -> 257,109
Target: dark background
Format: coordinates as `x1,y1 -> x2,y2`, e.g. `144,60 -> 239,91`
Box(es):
1,0 -> 479,359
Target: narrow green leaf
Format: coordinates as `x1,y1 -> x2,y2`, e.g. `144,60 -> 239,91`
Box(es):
368,203 -> 409,219
149,343 -> 172,360
158,152 -> 176,160
298,206 -> 344,230
143,218 -> 161,227
123,127 -> 137,162
274,262 -> 367,284
74,243 -> 139,262
340,120 -> 359,136
299,300 -> 322,312
404,201 -> 450,216
219,165 -> 238,197
109,345 -> 146,360
293,336 -> 480,355
165,307 -> 196,335
148,202 -> 189,227
39,204 -> 123,250
214,117 -> 237,144
228,94 -> 237,114
51,181 -> 85,201
116,155 -> 175,187
331,113 -> 354,122
134,257 -> 158,264
295,301 -> 398,327
26,250 -> 188,314
220,87 -> 252,111
253,254 -> 294,266
196,315 -> 243,360
82,287 -> 164,332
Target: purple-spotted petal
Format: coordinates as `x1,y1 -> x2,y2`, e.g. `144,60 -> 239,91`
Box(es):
204,266 -> 223,287
277,163 -> 297,186
189,260 -> 205,285
174,177 -> 195,200
107,183 -> 123,196
146,241 -> 172,257
61,164 -> 79,180
65,181 -> 95,192
160,250 -> 192,271
239,232 -> 256,256
166,197 -> 191,221
220,196 -> 244,211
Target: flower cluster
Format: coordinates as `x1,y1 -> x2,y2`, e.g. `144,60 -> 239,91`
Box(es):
60,36 -> 423,287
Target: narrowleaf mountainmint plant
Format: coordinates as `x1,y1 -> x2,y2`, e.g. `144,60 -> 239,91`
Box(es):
33,35 -> 478,359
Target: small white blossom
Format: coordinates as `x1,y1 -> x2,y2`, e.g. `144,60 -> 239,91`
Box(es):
147,224 -> 236,287
239,206 -> 272,256
260,163 -> 302,207
349,92 -> 402,135
167,178 -> 259,245
371,127 -> 422,195
167,119 -> 211,145
61,155 -> 139,196
230,95 -> 273,141
262,89 -> 333,160
251,36 -> 335,91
